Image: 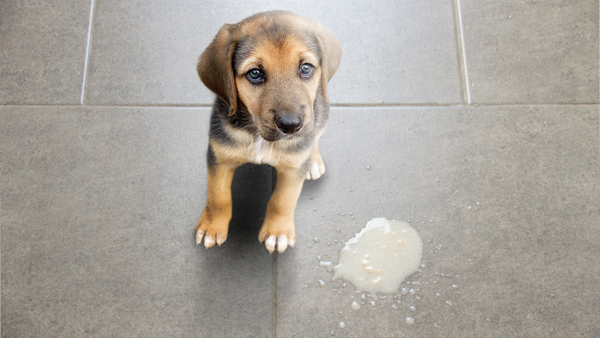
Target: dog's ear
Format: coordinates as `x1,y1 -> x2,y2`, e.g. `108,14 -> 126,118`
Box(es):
197,24 -> 238,115
314,23 -> 342,102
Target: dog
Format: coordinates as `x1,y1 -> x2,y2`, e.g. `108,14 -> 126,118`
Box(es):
195,11 -> 341,253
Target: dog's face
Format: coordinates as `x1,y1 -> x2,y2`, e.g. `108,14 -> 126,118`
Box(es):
234,35 -> 322,141
198,11 -> 342,141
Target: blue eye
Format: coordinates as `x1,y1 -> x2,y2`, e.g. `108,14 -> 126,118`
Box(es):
246,69 -> 264,84
300,64 -> 314,78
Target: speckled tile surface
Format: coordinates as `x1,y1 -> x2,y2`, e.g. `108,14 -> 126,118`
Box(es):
276,106 -> 599,337
0,0 -> 91,104
459,0 -> 599,104
0,108 -> 274,337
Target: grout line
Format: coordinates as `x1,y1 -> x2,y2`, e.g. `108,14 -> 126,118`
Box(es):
0,103 -> 214,109
80,0 -> 97,105
454,0 -> 471,104
272,253 -> 277,338
2,103 -> 599,109
271,168 -> 278,338
332,103 -> 600,108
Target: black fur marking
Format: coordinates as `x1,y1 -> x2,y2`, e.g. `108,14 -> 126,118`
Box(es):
207,143 -> 217,169
208,98 -> 237,146
233,37 -> 253,75
209,97 -> 257,147
287,133 -> 315,154
312,85 -> 329,131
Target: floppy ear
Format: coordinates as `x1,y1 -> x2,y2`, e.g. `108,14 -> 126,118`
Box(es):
197,24 -> 238,115
314,23 -> 342,102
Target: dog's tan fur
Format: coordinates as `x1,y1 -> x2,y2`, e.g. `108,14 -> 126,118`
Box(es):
195,11 -> 341,253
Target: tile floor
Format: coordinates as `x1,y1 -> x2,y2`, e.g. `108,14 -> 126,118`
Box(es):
1,1 -> 598,337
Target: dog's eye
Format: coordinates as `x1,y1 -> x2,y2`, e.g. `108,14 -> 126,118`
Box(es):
246,69 -> 264,84
299,64 -> 314,79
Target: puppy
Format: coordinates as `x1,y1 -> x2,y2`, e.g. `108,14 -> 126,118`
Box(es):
195,11 -> 341,253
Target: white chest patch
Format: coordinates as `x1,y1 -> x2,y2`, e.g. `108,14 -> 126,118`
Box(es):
249,136 -> 277,165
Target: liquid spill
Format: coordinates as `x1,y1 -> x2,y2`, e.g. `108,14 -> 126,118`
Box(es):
333,218 -> 423,295
319,261 -> 334,272
307,203 -> 469,335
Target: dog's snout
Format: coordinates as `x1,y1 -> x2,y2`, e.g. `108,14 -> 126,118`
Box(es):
275,115 -> 303,134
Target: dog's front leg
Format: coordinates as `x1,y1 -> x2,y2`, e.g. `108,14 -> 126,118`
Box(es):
196,162 -> 237,249
259,166 -> 306,253
306,138 -> 326,180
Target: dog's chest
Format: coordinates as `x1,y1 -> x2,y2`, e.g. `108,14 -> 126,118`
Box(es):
248,136 -> 279,165
220,125 -> 308,168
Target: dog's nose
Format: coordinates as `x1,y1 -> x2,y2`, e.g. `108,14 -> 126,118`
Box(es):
275,115 -> 303,134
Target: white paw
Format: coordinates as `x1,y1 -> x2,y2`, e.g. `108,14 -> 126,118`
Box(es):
195,228 -> 227,249
262,234 -> 296,254
306,160 -> 325,180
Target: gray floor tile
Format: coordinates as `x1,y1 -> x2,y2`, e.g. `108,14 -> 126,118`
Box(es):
275,106 -> 599,337
460,0 -> 599,104
0,107 -> 274,337
0,0 -> 91,104
85,0 -> 462,105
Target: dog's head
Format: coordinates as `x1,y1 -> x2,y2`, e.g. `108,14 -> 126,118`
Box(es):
198,11 -> 342,141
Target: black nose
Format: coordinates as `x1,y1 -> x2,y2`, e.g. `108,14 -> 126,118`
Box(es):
275,115 -> 303,134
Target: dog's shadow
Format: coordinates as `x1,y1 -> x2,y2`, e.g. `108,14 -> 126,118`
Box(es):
227,163 -> 275,247
194,164 -> 275,327
193,163 -> 274,253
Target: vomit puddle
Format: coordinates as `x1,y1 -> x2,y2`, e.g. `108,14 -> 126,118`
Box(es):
332,218 -> 423,296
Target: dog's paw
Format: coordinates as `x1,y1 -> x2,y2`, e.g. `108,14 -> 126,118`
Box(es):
258,217 -> 296,254
306,152 -> 325,180
195,210 -> 230,249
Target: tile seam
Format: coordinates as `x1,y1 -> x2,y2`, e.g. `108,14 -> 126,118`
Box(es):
272,253 -> 277,338
272,166 -> 278,338
331,103 -> 600,108
2,103 -> 599,109
80,0 -> 97,105
454,0 -> 471,104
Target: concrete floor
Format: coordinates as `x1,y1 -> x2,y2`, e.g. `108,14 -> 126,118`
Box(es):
1,1 -> 598,337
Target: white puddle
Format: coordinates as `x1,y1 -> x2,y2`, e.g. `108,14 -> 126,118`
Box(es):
332,218 -> 423,295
